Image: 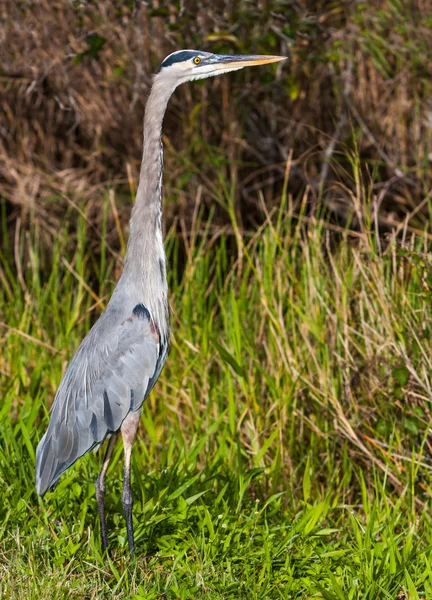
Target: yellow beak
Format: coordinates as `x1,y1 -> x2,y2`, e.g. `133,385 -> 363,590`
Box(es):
214,54 -> 287,70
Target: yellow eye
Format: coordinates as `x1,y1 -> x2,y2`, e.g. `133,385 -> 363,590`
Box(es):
193,57 -> 201,65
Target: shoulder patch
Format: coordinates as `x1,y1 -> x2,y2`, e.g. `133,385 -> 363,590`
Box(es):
132,303 -> 151,320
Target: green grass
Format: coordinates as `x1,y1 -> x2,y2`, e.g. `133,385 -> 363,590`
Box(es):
1,188 -> 432,598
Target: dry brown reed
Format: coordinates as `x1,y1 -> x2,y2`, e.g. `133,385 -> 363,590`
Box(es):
1,0 -> 431,245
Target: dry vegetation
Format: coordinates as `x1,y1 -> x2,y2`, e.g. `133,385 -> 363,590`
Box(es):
1,0 -> 431,239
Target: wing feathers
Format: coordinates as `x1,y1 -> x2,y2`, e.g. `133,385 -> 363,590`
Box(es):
103,390 -> 115,431
35,302 -> 167,496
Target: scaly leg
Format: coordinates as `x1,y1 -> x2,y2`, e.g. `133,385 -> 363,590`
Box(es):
120,410 -> 141,555
95,433 -> 118,552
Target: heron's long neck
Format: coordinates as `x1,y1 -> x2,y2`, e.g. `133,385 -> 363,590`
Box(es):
122,76 -> 175,337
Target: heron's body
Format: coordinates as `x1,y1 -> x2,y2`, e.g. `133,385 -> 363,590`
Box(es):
36,75 -> 171,497
35,49 -> 285,553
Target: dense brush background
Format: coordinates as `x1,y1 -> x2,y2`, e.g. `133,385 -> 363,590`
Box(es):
2,0 -> 431,230
1,1 -> 432,598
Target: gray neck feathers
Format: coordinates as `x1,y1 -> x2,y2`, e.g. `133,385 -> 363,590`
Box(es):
122,75 -> 176,341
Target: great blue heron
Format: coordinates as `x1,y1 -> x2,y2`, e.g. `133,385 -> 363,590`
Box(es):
35,50 -> 286,553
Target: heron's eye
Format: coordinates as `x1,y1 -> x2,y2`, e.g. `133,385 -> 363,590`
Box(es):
193,57 -> 201,65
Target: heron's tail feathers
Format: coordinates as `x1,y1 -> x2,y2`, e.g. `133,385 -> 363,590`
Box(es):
35,432 -> 79,496
35,434 -> 59,495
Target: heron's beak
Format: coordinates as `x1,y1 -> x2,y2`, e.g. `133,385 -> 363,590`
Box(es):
214,54 -> 287,70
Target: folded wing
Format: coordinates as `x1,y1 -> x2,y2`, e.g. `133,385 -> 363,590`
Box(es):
35,303 -> 166,495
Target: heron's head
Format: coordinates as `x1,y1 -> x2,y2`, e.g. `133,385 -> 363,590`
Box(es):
156,50 -> 287,86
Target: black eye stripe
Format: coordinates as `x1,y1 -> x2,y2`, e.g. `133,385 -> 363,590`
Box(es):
157,51 -> 202,73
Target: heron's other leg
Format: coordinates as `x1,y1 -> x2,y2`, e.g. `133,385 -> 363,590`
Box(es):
95,433 -> 118,552
120,410 -> 141,555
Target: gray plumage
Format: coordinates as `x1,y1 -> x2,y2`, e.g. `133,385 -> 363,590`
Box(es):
35,298 -> 166,495
35,49 -> 286,554
35,72 -> 172,497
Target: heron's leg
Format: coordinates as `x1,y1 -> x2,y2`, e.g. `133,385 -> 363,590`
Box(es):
120,410 -> 141,555
95,433 -> 118,552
